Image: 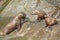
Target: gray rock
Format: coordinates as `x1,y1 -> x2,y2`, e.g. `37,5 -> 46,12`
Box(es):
0,0 -> 60,40
46,0 -> 60,8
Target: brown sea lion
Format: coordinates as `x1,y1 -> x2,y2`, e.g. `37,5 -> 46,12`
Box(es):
0,12 -> 26,35
44,15 -> 57,30
32,10 -> 46,21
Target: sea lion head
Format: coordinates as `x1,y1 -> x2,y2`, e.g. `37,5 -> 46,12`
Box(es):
20,12 -> 26,19
16,12 -> 26,19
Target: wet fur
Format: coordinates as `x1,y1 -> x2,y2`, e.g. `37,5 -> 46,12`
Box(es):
32,10 -> 46,21
45,15 -> 57,30
1,12 -> 26,35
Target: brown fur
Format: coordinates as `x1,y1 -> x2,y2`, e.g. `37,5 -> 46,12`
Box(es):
0,12 -> 26,35
32,10 -> 46,21
44,15 -> 57,26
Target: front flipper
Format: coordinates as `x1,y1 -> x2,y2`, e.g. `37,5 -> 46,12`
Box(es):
16,20 -> 21,32
17,24 -> 21,32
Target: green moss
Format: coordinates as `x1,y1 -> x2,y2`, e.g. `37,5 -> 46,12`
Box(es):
7,36 -> 28,40
0,0 -> 11,13
0,37 -> 5,40
0,17 -> 13,29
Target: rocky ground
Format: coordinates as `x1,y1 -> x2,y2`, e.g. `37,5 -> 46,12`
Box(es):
0,0 -> 60,40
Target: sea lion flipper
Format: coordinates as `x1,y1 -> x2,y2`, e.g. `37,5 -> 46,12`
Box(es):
16,20 -> 21,32
17,25 -> 21,32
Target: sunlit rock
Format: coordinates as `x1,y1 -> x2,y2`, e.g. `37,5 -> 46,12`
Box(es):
0,0 -> 60,40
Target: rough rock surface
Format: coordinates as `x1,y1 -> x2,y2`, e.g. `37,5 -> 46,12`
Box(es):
46,0 -> 60,8
0,0 -> 60,40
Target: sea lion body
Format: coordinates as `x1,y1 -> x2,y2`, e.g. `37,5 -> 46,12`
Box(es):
44,15 -> 57,30
3,19 -> 20,35
37,13 -> 46,20
45,15 -> 57,26
0,12 -> 26,35
45,18 -> 57,26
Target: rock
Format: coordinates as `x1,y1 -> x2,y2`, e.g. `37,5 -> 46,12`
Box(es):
46,0 -> 60,8
0,0 -> 7,6
0,0 -> 60,40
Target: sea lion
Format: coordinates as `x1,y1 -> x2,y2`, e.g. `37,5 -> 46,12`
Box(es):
0,12 -> 26,35
32,10 -> 46,21
44,15 -> 57,30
